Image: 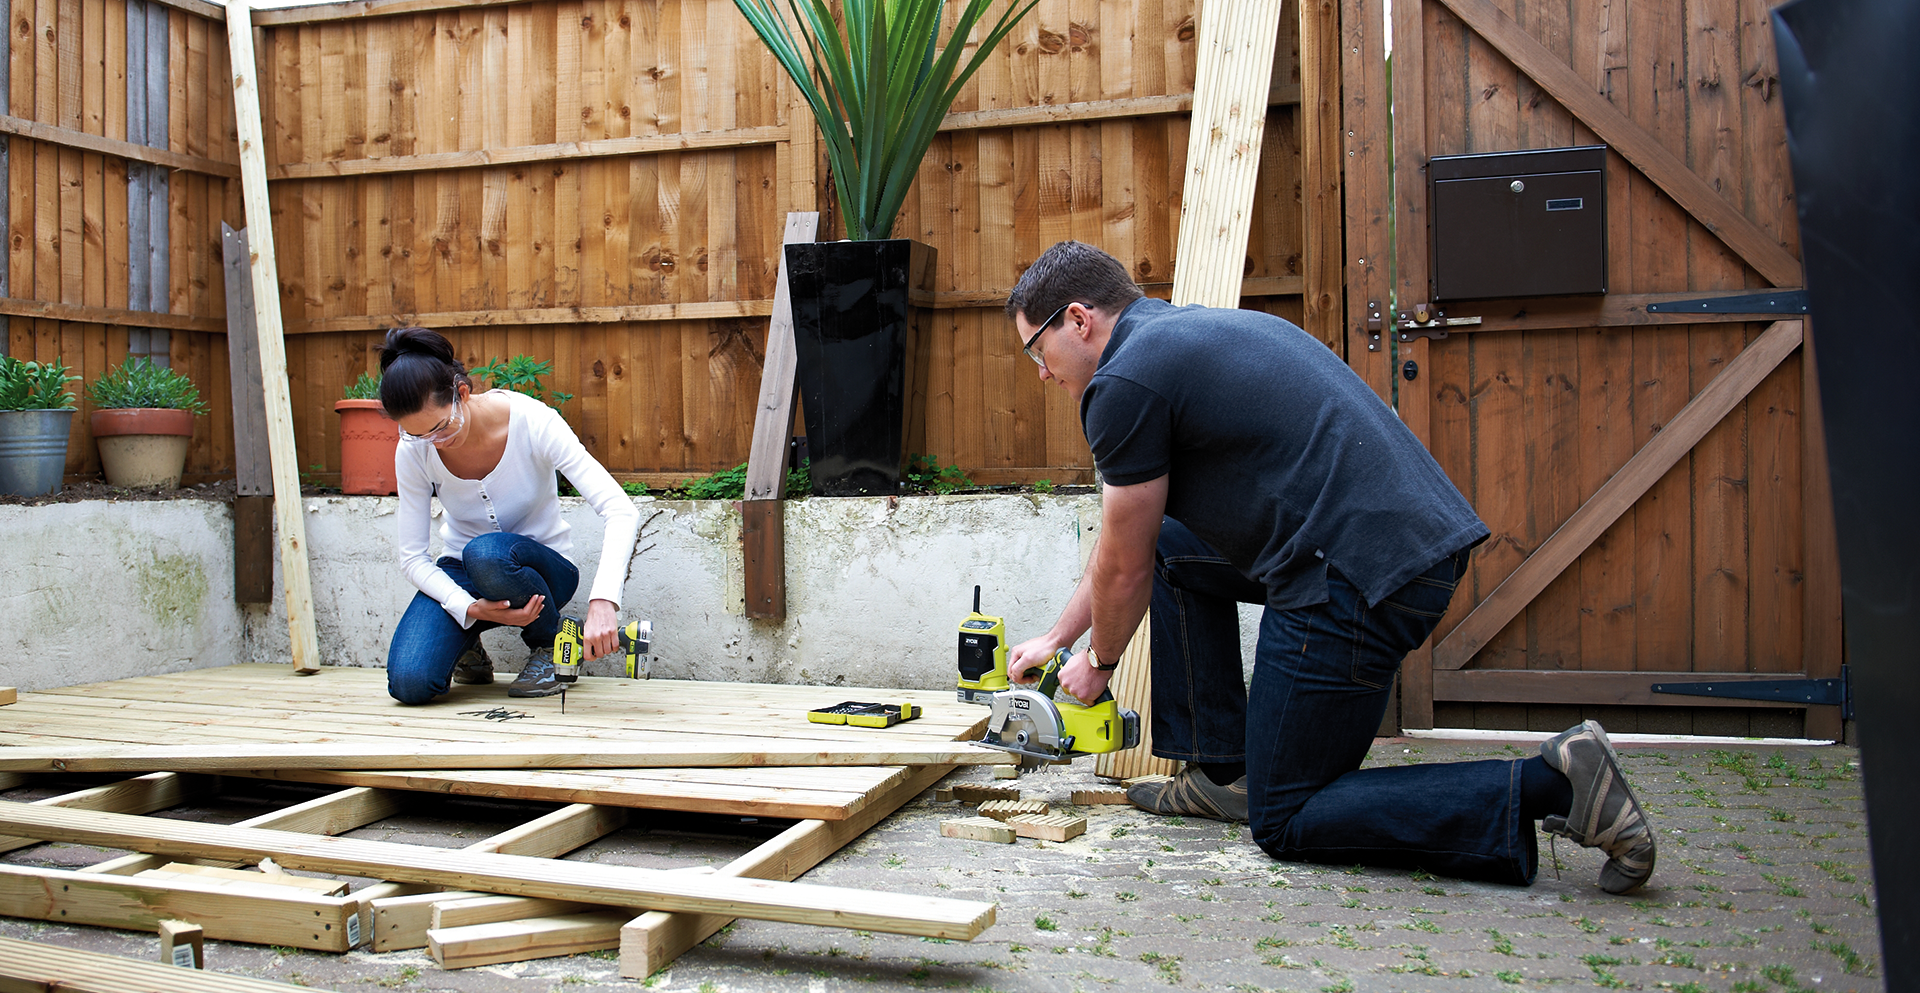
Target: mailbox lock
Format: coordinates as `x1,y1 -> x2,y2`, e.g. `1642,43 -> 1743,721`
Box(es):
1510,180 -> 1525,193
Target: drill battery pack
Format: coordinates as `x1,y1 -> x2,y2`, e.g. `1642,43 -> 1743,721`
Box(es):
807,701 -> 923,728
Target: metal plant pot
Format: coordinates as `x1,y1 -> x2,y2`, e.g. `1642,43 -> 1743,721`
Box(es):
785,239 -> 936,496
0,409 -> 75,497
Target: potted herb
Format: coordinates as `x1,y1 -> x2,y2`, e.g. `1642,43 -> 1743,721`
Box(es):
85,357 -> 209,489
733,0 -> 1037,495
0,356 -> 80,497
335,370 -> 398,495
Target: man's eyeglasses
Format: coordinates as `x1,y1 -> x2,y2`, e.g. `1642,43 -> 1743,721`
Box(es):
399,396 -> 465,445
1024,301 -> 1075,368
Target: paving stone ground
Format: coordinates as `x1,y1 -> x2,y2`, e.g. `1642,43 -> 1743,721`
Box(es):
0,735 -> 1882,993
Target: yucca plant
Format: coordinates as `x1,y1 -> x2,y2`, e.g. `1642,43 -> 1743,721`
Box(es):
734,0 -> 1041,241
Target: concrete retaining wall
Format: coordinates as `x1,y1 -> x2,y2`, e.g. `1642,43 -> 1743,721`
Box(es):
6,494 -> 1262,693
0,500 -> 245,690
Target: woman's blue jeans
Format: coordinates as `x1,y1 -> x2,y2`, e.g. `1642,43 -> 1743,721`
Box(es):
387,532 -> 579,705
1150,518 -> 1535,885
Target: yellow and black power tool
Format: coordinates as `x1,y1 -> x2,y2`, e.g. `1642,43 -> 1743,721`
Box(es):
553,617 -> 653,684
975,647 -> 1141,765
957,586 -> 1010,704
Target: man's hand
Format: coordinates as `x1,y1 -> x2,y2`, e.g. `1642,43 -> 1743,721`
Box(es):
1008,635 -> 1062,685
584,598 -> 619,659
1056,649 -> 1115,705
467,594 -> 545,627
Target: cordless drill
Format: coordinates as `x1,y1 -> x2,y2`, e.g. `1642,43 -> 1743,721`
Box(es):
553,616 -> 653,683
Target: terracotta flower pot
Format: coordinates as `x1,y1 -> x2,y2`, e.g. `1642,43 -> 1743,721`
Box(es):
335,398 -> 399,495
90,407 -> 194,489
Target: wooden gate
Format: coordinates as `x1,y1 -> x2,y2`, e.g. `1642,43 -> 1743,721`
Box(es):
1338,0 -> 1843,737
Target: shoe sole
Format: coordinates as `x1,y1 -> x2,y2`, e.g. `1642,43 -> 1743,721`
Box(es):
506,686 -> 564,698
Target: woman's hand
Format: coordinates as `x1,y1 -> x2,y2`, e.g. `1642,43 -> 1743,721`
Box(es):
584,598 -> 620,659
467,594 -> 545,627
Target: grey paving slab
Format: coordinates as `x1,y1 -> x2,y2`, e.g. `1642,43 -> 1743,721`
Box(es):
0,736 -> 1883,993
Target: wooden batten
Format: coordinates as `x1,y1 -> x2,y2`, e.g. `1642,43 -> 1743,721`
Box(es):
0,935 -> 324,992
224,0 -> 320,675
0,740 -> 1007,773
0,805 -> 997,940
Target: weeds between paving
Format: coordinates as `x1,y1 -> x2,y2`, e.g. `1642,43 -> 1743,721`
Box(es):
0,736 -> 1881,992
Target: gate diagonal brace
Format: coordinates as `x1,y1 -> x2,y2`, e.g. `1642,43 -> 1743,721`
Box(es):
1650,668 -> 1851,720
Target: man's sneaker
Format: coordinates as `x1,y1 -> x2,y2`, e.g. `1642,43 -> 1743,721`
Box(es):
1126,767 -> 1249,822
507,649 -> 563,698
451,642 -> 494,685
1540,720 -> 1656,894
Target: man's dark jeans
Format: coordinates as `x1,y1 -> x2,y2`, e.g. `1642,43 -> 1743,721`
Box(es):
1150,518 -> 1536,885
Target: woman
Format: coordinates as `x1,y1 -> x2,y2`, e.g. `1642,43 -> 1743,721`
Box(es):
379,326 -> 640,704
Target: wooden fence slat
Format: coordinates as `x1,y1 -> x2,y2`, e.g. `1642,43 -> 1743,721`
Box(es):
1433,320 -> 1804,671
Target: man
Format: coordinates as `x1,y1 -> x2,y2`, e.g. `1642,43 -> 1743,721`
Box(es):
1003,241 -> 1654,892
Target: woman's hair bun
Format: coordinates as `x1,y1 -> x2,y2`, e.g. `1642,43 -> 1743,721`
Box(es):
378,327 -> 468,417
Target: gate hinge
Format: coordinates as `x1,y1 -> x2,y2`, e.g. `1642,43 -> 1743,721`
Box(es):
1649,666 -> 1851,721
1643,290 -> 1809,315
1365,301 -> 1384,352
1397,302 -> 1482,342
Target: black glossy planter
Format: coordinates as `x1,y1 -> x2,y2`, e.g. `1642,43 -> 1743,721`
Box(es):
785,239 -> 935,496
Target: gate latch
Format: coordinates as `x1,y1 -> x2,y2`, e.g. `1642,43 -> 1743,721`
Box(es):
1397,302 -> 1482,342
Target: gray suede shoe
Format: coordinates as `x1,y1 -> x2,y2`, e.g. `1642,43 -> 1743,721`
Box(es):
507,648 -> 563,698
451,642 -> 494,685
1126,767 -> 1249,823
1540,720 -> 1656,894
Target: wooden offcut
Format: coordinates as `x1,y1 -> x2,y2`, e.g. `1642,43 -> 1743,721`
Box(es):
157,920 -> 205,969
1006,814 -> 1087,843
976,799 -> 1049,822
223,0 -> 319,675
940,817 -> 1016,844
743,212 -> 820,501
946,785 -> 1021,805
429,912 -> 629,970
1069,788 -> 1130,805
0,805 -> 997,940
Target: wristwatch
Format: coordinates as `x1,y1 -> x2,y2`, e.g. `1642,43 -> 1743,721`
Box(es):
1085,645 -> 1118,671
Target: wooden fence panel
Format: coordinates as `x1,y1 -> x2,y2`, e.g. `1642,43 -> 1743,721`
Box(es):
243,0 -> 1320,486
4,0 -> 239,483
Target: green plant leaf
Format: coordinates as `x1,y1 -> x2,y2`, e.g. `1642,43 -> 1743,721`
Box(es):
0,356 -> 80,411
343,371 -> 382,401
734,0 -> 1040,240
85,357 -> 209,414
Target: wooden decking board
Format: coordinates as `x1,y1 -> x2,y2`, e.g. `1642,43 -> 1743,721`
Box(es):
0,667 -> 989,820
0,741 -> 1002,773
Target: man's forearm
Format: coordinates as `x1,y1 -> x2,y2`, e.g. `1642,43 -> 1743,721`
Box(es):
1087,537 -> 1152,662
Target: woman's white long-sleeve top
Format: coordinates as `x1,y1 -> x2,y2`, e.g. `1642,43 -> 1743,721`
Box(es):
394,389 -> 641,628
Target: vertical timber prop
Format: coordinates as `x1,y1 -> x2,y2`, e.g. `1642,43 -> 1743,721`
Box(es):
225,0 -> 322,674
740,212 -> 820,621
222,225 -> 274,606
1098,0 -> 1285,781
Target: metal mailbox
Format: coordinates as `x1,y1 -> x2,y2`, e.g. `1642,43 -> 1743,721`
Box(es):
1428,145 -> 1608,301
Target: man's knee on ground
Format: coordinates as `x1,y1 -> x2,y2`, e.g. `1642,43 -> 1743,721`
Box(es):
387,673 -> 441,706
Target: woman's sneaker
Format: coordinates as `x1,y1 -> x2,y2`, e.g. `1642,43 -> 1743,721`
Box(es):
1539,720 -> 1656,894
1126,767 -> 1249,822
451,643 -> 494,685
508,648 -> 563,697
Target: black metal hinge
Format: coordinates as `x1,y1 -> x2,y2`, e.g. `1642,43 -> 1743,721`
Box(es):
1649,666 -> 1851,721
1644,290 -> 1809,315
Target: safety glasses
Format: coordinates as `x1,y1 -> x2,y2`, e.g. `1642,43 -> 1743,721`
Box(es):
399,396 -> 465,446
1023,301 -> 1075,369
